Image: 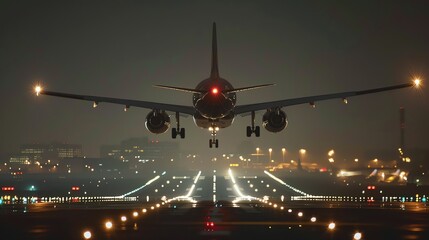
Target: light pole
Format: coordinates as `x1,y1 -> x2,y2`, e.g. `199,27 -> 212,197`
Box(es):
298,149 -> 306,170
269,148 -> 273,163
256,148 -> 260,163
328,149 -> 335,163
282,148 -> 286,163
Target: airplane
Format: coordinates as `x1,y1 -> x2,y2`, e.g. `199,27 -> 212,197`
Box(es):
34,23 -> 421,148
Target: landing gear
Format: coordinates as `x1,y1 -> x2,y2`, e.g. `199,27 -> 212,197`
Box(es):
209,124 -> 219,148
172,112 -> 185,139
209,139 -> 219,148
246,111 -> 260,137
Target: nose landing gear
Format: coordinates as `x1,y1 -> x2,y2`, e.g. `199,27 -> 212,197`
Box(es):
209,125 -> 219,148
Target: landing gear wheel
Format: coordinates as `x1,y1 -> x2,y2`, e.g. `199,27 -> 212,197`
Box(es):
180,128 -> 185,139
255,126 -> 260,137
246,126 -> 252,137
215,139 -> 219,148
172,128 -> 177,139
209,139 -> 213,148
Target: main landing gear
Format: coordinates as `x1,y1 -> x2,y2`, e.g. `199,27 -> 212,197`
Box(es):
246,111 -> 260,137
172,112 -> 185,139
209,125 -> 219,148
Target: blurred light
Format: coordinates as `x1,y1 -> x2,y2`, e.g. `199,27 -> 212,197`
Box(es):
328,222 -> 336,230
35,85 -> 42,96
120,216 -> 127,222
105,221 -> 113,230
354,232 -> 362,240
83,230 -> 92,239
133,211 -> 139,217
298,212 -> 303,217
211,87 -> 219,95
310,217 -> 316,222
300,149 -> 306,154
414,79 -> 421,87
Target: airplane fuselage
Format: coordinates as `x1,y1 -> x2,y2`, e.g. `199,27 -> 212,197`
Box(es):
192,77 -> 236,129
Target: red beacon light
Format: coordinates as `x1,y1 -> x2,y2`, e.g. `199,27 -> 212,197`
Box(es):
71,186 -> 80,191
211,87 -> 219,95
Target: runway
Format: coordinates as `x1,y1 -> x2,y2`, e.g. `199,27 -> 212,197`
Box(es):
1,169 -> 429,239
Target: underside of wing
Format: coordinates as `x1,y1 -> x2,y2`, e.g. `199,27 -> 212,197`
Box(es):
235,82 -> 415,115
39,90 -> 195,115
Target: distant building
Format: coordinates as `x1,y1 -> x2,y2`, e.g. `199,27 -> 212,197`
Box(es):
10,143 -> 83,165
100,137 -> 180,169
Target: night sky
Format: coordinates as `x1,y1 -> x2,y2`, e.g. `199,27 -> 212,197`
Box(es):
1,1 -> 428,161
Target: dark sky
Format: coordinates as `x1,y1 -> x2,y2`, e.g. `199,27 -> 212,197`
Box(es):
1,1 -> 428,161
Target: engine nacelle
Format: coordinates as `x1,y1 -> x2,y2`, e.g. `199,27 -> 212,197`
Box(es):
262,109 -> 288,133
145,110 -> 170,134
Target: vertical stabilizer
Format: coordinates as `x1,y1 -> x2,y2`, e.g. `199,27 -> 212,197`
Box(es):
210,22 -> 219,79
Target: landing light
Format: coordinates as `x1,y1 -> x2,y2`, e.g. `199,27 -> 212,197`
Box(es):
35,85 -> 42,96
414,79 -> 421,87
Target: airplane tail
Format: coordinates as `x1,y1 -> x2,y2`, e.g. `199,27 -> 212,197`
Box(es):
210,22 -> 219,79
153,23 -> 275,94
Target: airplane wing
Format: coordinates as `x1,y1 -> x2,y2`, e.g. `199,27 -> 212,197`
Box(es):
235,82 -> 415,115
38,90 -> 195,115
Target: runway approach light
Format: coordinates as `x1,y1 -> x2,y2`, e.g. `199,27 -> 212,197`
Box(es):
35,85 -> 42,96
353,232 -> 362,240
83,230 -> 92,239
328,222 -> 336,230
105,221 -> 113,230
414,79 -> 421,87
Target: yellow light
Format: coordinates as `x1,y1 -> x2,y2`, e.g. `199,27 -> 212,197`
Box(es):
310,217 -> 317,222
133,211 -> 138,217
142,208 -> 147,213
83,230 -> 92,239
353,232 -> 362,240
120,216 -> 127,222
328,222 -> 336,230
300,149 -> 306,154
105,221 -> 113,230
35,85 -> 42,96
328,150 -> 334,157
414,79 -> 421,87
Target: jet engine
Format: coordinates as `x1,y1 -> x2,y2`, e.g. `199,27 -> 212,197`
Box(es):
145,110 -> 170,134
262,108 -> 288,133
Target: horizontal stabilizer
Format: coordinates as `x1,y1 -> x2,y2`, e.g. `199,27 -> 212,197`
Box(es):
224,84 -> 275,93
153,85 -> 205,93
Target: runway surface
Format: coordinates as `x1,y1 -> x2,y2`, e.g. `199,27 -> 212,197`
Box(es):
1,169 -> 429,239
